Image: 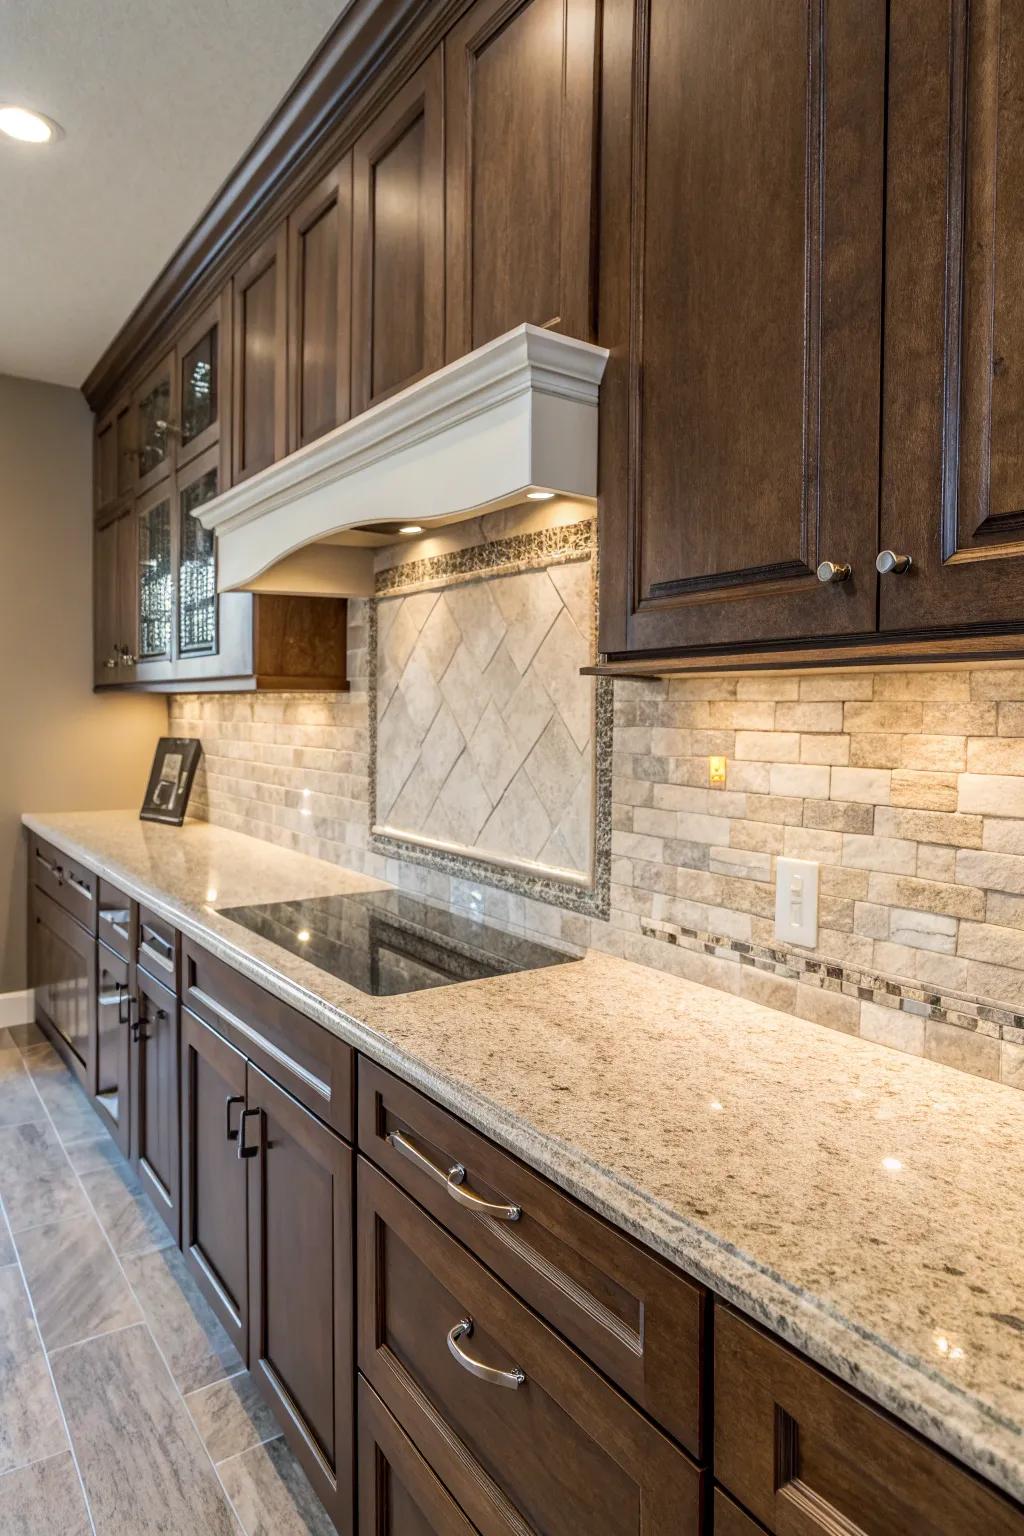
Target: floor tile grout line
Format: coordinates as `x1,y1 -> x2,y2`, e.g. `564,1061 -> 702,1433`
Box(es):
0,1191 -> 99,1536
183,1364 -> 249,1400
212,1429 -> 286,1471
18,1052 -> 249,1536
0,1444 -> 82,1484
47,1318 -> 144,1360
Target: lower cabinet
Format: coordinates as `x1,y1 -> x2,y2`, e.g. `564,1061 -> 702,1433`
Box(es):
95,941 -> 131,1156
357,1376 -> 480,1536
29,884 -> 95,1091
181,1008 -> 249,1358
131,966 -> 180,1243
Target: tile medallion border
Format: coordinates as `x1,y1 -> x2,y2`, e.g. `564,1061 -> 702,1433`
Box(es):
369,521 -> 612,920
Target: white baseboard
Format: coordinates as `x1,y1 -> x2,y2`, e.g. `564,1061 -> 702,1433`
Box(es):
0,989 -> 34,1028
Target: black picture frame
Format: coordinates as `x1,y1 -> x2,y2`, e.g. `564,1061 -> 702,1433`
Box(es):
140,737 -> 203,826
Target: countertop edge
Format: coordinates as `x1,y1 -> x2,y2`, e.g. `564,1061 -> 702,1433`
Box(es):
21,812 -> 1024,1504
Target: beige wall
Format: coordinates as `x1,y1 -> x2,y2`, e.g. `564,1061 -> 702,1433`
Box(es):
0,374 -> 165,991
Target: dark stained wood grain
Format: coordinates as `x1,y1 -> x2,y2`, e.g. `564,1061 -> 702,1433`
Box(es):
246,1062 -> 354,1532
357,1156 -> 702,1536
130,967 -> 180,1245
445,0 -> 597,357
598,0 -> 885,656
252,595 -> 349,692
358,1058 -> 707,1456
94,941 -> 131,1155
180,1007 -> 249,1359
358,1375 -> 481,1535
232,225 -> 288,483
28,887 -> 95,1090
351,50 -> 444,412
713,1490 -> 768,1536
715,1308 -> 1024,1536
289,157 -> 354,449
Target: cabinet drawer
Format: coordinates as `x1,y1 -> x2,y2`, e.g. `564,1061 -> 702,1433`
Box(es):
358,1058 -> 706,1455
358,1375 -> 480,1536
358,1157 -> 703,1536
715,1308 -> 1024,1536
97,879 -> 134,961
138,906 -> 179,991
30,836 -> 97,934
183,939 -> 353,1140
714,1490 -> 767,1536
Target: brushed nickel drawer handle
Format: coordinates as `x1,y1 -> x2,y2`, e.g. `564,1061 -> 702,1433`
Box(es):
387,1130 -> 521,1222
447,1319 -> 525,1390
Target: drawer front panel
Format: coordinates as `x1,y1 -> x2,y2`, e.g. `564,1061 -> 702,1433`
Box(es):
95,940 -> 131,1155
30,836 -> 97,934
98,878 -> 134,961
138,906 -> 180,991
358,1058 -> 706,1454
183,939 -> 353,1139
715,1309 -> 1024,1536
358,1376 -> 480,1536
358,1157 -> 702,1536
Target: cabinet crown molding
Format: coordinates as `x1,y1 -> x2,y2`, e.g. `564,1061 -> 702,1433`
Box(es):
196,323 -> 609,592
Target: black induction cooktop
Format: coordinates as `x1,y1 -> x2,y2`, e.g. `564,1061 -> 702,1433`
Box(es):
218,888 -> 579,997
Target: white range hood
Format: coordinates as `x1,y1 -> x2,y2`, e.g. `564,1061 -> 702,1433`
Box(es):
197,323 -> 609,594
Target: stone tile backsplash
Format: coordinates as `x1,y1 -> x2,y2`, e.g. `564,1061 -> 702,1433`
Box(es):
170,632 -> 1024,1092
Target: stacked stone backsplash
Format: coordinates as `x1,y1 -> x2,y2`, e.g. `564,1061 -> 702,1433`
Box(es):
171,606 -> 1024,1091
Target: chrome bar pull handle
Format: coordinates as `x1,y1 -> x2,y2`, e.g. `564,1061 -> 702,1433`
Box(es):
388,1130 -> 520,1221
816,560 -> 852,584
875,549 -> 913,575
447,1319 -> 525,1390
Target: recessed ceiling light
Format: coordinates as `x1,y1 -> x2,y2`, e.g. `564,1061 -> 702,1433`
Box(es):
398,524 -> 423,535
526,490 -> 555,501
0,105 -> 62,144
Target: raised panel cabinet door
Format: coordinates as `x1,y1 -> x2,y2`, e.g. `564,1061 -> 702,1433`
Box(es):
881,0 -> 1024,632
28,885 -> 95,1092
232,225 -> 288,482
358,1376 -> 481,1536
95,941 -> 131,1156
181,1009 -> 248,1359
288,157 -> 353,449
445,0 -> 597,357
94,515 -> 121,683
351,51 -> 444,413
130,967 -> 180,1243
245,1063 -> 354,1531
598,0 -> 886,656
94,394 -> 132,514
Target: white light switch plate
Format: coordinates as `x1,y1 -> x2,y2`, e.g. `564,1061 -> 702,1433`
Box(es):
775,857 -> 819,947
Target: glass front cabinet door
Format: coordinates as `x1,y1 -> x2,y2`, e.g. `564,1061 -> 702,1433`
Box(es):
177,293 -> 230,472
132,352 -> 176,496
177,450 -> 219,658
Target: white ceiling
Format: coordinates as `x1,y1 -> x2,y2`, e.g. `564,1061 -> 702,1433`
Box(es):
0,0 -> 346,388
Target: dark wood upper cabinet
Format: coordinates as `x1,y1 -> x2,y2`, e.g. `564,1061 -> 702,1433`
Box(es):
598,0 -> 886,657
94,394 -> 133,514
131,351 -> 176,497
93,504 -> 137,684
880,0 -> 1024,635
445,0 -> 598,357
351,50 -> 444,413
232,225 -> 288,482
177,290 -> 231,477
288,158 -> 353,450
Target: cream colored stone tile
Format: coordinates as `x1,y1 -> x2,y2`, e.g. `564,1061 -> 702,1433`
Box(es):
956,848 -> 1024,895
735,675 -> 799,699
706,700 -> 775,729
859,1000 -> 925,1056
890,770 -> 959,811
956,921 -> 1024,967
433,754 -> 493,845
442,580 -> 507,670
966,736 -> 1024,775
632,807 -> 678,839
970,668 -> 1024,699
867,873 -> 986,919
958,772 -> 1024,818
982,819 -> 1024,855
734,731 -> 800,762
901,736 -> 967,771
799,733 -> 851,765
524,715 -> 588,824
830,767 -> 891,804
769,763 -> 830,799
782,825 -> 843,863
418,703 -> 464,789
438,642 -> 487,740
795,984 -> 860,1034
873,807 -> 983,848
916,845 -> 957,883
482,642 -> 523,712
872,671 -> 971,701
798,675 -> 873,700
490,568 -> 563,673
651,784 -> 710,813
547,558 -> 594,639
841,834 -> 917,874
921,702 -> 997,735
531,609 -> 593,753
961,958 -> 1024,1008
397,649 -> 443,737
999,1040 -> 1024,1089
853,901 -> 890,938
819,865 -> 870,899
775,702 -> 844,733
924,1020 -> 1000,1080
802,800 -> 874,833
845,701 -> 922,733
557,767 -> 593,872
708,847 -> 771,881
745,793 -> 804,824
730,820 -> 785,854
375,691 -> 422,818
889,908 -> 957,954
871,942 -> 970,992
402,589 -> 442,633
467,700 -> 523,802
723,761 -> 772,792
849,733 -> 904,767
737,967 -> 798,1014
676,811 -> 734,845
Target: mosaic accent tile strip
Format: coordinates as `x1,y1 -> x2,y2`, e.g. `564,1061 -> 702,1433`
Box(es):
374,519 -> 597,595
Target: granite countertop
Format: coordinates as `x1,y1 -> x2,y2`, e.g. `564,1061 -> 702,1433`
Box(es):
22,809 -> 1024,1501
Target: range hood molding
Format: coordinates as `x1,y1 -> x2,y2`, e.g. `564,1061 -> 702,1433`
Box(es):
197,324 -> 609,592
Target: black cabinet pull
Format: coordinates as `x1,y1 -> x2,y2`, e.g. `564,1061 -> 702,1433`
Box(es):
116,981 -> 129,1026
225,1095 -> 245,1142
237,1107 -> 262,1160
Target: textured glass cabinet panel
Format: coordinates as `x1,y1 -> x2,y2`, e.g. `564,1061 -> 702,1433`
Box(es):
137,376 -> 171,478
138,497 -> 172,659
181,326 -> 218,450
179,467 -> 219,653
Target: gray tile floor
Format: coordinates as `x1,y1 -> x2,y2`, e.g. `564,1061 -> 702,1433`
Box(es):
0,1023 -> 336,1535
